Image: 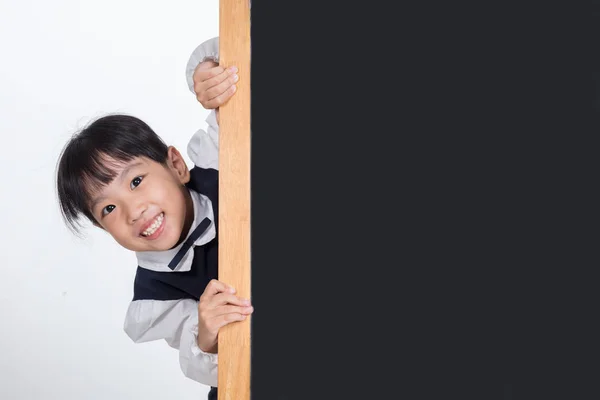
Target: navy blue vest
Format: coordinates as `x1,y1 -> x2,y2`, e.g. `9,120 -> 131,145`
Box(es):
131,166 -> 219,302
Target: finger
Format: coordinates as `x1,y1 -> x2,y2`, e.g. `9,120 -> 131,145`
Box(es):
201,85 -> 236,109
194,66 -> 237,97
203,71 -> 239,101
194,67 -> 237,101
201,279 -> 236,299
193,67 -> 225,101
203,66 -> 238,88
199,306 -> 252,335
206,305 -> 254,319
212,313 -> 249,331
207,292 -> 250,309
193,65 -> 226,84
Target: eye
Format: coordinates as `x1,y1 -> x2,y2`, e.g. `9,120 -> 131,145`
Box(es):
130,176 -> 143,189
102,204 -> 116,216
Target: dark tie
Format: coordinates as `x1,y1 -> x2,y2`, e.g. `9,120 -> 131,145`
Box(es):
168,217 -> 212,270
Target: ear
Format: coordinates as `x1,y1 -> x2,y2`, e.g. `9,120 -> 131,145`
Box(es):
166,146 -> 191,184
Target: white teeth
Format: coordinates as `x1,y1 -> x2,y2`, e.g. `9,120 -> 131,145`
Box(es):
142,213 -> 164,236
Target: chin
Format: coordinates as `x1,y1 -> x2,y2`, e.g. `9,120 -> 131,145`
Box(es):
161,226 -> 184,250
147,233 -> 180,252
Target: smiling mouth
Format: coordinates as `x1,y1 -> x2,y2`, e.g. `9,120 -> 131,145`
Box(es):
141,213 -> 165,237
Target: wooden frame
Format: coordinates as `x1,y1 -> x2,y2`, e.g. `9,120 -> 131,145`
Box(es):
217,0 -> 251,399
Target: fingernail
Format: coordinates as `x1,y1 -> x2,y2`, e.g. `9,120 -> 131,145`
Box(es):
233,74 -> 239,82
229,287 -> 236,293
243,299 -> 250,305
229,66 -> 238,73
232,85 -> 237,92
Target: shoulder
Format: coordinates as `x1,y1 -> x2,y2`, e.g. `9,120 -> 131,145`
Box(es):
187,167 -> 219,196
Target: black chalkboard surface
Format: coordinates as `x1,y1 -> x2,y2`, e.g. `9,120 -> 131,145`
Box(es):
247,2 -> 599,399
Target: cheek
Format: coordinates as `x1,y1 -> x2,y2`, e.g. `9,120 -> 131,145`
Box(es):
169,194 -> 186,222
101,214 -> 131,241
105,222 -> 130,243
160,184 -> 186,209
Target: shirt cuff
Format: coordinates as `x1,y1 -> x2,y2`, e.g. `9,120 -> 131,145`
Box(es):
190,324 -> 219,363
200,54 -> 219,64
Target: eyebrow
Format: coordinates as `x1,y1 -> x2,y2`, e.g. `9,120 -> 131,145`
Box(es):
90,195 -> 107,212
89,161 -> 145,211
118,161 -> 144,184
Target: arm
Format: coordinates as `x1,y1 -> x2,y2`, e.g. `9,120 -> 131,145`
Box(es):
187,109 -> 219,171
184,37 -> 222,169
123,281 -> 253,386
185,37 -> 220,96
124,299 -> 219,386
186,36 -> 238,124
185,36 -> 243,170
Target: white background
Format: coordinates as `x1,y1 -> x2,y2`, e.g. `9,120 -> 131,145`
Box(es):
0,0 -> 218,398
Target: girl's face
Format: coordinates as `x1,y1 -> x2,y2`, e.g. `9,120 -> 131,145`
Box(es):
88,147 -> 193,252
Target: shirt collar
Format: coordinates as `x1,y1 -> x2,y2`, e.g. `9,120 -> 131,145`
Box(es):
135,188 -> 216,272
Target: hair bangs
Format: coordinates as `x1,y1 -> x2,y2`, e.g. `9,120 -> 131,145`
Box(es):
56,114 -> 169,234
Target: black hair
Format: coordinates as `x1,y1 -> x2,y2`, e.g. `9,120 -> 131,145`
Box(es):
56,114 -> 169,234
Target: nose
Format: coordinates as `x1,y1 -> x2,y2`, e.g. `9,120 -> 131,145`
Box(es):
126,199 -> 148,224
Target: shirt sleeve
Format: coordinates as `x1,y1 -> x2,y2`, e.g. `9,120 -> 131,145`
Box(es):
124,299 -> 218,387
185,36 -> 220,95
187,110 -> 219,170
184,36 -> 220,170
